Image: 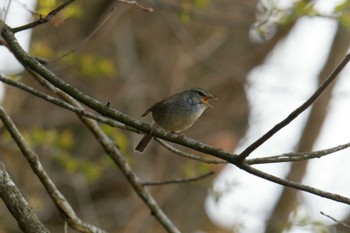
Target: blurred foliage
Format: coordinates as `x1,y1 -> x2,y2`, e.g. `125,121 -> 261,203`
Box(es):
177,0 -> 212,23
54,153 -> 107,182
36,0 -> 81,19
253,0 -> 350,41
31,41 -> 117,78
63,53 -> 117,79
22,127 -> 73,150
16,127 -> 109,182
180,159 -> 212,179
337,1 -> 350,31
284,209 -> 330,233
100,124 -> 129,155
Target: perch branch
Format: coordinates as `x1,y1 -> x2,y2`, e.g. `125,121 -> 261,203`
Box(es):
24,71 -> 181,233
3,22 -> 350,208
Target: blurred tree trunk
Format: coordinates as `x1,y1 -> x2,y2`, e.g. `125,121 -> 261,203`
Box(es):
265,24 -> 350,233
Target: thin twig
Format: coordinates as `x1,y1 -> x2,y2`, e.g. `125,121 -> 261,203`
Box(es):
12,0 -> 75,33
142,171 -> 215,186
320,211 -> 350,230
246,142 -> 350,164
238,53 -> 350,159
156,138 -> 227,164
50,6 -> 116,63
116,0 -> 154,12
238,162 -> 350,204
0,107 -> 107,233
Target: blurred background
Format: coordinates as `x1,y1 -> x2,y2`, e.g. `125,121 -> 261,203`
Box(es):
1,0 -> 350,232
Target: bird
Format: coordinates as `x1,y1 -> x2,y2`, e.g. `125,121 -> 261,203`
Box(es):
135,88 -> 216,153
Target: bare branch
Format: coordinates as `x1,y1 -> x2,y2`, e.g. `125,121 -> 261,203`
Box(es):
116,0 -> 154,12
0,74 -> 136,133
320,211 -> 350,230
0,163 -> 50,233
25,71 -> 181,233
142,171 -> 215,186
238,162 -> 350,205
238,53 -> 350,159
0,107 -> 107,233
12,0 -> 75,33
1,23 -> 242,164
156,138 -> 227,164
246,142 -> 350,164
50,6 -> 117,63
3,22 -> 350,208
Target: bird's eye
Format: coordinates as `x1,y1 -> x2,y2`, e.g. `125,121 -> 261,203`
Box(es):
195,89 -> 206,97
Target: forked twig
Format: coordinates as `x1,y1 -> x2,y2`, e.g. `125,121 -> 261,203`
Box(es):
116,0 -> 154,12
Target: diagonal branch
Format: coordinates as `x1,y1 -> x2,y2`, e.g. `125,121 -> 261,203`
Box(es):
238,162 -> 350,204
155,138 -> 227,164
0,163 -> 50,233
246,142 -> 350,164
321,211 -> 350,230
238,53 -> 350,159
12,0 -> 75,33
141,171 -> 215,186
0,74 -> 136,133
0,107 -> 107,233
116,0 -> 154,12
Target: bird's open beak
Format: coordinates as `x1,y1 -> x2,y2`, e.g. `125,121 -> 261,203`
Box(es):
202,95 -> 218,108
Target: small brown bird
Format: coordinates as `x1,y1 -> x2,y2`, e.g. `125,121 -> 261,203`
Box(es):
135,88 -> 216,153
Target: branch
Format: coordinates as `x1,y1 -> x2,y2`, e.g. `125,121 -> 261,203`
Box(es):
116,0 -> 154,12
1,23 -> 242,164
320,211 -> 350,230
0,163 -> 50,233
12,0 -> 75,33
3,22 -> 350,207
24,71 -> 181,233
246,142 -> 350,164
238,162 -> 350,204
50,6 -> 117,63
141,171 -> 215,186
0,74 -> 136,133
238,53 -> 350,159
0,107 -> 107,233
155,138 -> 227,164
